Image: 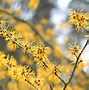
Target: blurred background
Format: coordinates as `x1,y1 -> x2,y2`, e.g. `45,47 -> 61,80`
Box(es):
0,0 -> 89,90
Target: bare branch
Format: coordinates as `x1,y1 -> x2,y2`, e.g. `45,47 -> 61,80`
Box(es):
55,73 -> 66,85
49,84 -> 53,90
63,39 -> 89,90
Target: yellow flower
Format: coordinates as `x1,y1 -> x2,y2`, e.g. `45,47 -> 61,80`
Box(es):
8,66 -> 18,80
3,30 -> 22,52
6,55 -> 17,68
0,25 -> 22,52
68,43 -> 81,57
0,52 -> 7,69
30,77 -> 45,89
32,45 -> 50,65
22,41 -> 31,53
8,65 -> 34,82
69,10 -> 89,31
0,16 -> 7,29
47,62 -> 61,75
0,51 -> 6,59
7,40 -> 18,51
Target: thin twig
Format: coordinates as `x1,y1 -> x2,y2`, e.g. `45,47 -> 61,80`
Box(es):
0,9 -> 66,90
63,39 -> 89,90
25,78 -> 39,90
55,73 -> 66,85
42,61 -> 65,85
49,84 -> 53,90
39,60 -> 66,86
0,29 -> 40,90
42,61 -> 50,69
1,63 -> 39,90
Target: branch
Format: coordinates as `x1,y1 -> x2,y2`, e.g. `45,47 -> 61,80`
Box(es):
0,7 -> 70,86
63,39 -> 89,90
55,73 -> 66,85
0,9 -> 54,50
1,63 -> 39,90
49,84 -> 53,90
42,61 -> 65,85
0,28 -> 64,89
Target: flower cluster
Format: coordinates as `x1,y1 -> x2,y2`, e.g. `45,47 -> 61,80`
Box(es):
0,16 -> 63,90
0,16 -> 51,67
32,45 -> 50,65
0,51 -> 44,89
69,10 -> 89,31
68,43 -> 81,57
0,17 -> 22,51
0,9 -> 87,90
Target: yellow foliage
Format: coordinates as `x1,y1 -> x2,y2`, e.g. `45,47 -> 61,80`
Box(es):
54,45 -> 64,59
20,55 -> 28,63
42,84 -> 50,90
0,70 -> 6,80
0,8 -> 88,90
58,23 -> 71,29
28,0 -> 40,10
40,18 -> 49,25
35,24 -> 43,32
53,86 -> 63,90
8,81 -> 18,90
7,40 -> 18,51
5,0 -> 15,4
15,23 -> 34,41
